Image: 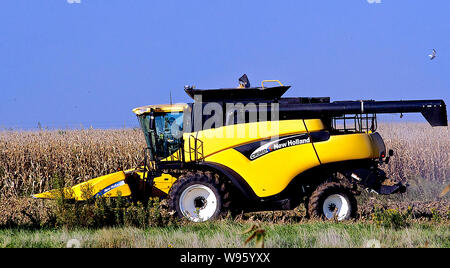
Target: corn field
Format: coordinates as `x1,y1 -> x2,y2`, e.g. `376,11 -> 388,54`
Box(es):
0,128 -> 145,198
0,123 -> 448,199
378,123 -> 449,185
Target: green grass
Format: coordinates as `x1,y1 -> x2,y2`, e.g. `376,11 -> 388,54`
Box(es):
1,221 -> 448,248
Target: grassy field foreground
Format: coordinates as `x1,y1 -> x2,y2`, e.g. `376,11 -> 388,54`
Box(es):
1,221 -> 448,248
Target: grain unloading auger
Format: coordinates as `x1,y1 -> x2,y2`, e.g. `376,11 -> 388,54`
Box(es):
34,77 -> 447,222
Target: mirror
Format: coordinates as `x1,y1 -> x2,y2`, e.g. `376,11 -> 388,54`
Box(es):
149,112 -> 155,130
388,149 -> 394,156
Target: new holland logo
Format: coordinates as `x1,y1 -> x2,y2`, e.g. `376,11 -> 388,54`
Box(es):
94,180 -> 126,198
249,134 -> 310,160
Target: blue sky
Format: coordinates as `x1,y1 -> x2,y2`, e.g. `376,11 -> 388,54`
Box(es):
0,0 -> 448,129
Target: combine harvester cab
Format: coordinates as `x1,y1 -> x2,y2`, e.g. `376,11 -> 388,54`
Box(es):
34,77 -> 447,222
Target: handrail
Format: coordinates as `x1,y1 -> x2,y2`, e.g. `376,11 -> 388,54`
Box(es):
261,80 -> 284,89
188,135 -> 204,162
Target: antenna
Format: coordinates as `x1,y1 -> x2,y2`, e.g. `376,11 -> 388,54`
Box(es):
170,91 -> 173,105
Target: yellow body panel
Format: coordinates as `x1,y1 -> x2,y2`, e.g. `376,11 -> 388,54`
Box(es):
303,119 -> 326,132
152,173 -> 178,194
133,103 -> 187,115
206,142 -> 320,197
131,171 -> 177,194
183,119 -> 320,160
102,183 -> 132,198
313,133 -> 383,164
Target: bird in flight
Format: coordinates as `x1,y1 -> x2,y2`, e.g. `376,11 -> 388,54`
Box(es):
428,49 -> 437,60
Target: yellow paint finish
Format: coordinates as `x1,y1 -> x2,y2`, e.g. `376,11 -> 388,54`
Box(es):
131,170 -> 177,194
183,119 -> 323,161
103,183 -> 133,198
153,173 -> 178,194
33,169 -> 178,200
303,119 -> 326,132
313,133 -> 383,164
33,171 -> 132,200
132,103 -> 187,115
206,141 -> 320,198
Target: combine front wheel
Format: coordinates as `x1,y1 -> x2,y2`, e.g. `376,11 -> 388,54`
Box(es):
168,171 -> 230,222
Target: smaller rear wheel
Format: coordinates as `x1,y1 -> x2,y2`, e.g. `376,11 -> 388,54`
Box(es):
308,182 -> 357,221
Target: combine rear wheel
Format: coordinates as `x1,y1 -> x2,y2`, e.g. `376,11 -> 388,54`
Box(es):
168,171 -> 230,222
308,182 -> 357,221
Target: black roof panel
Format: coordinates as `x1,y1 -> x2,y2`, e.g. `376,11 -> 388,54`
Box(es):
184,86 -> 291,102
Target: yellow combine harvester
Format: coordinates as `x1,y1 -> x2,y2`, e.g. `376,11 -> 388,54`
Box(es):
34,76 -> 448,222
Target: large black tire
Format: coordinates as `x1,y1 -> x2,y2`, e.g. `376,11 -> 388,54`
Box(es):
308,182 -> 357,221
168,171 -> 230,222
